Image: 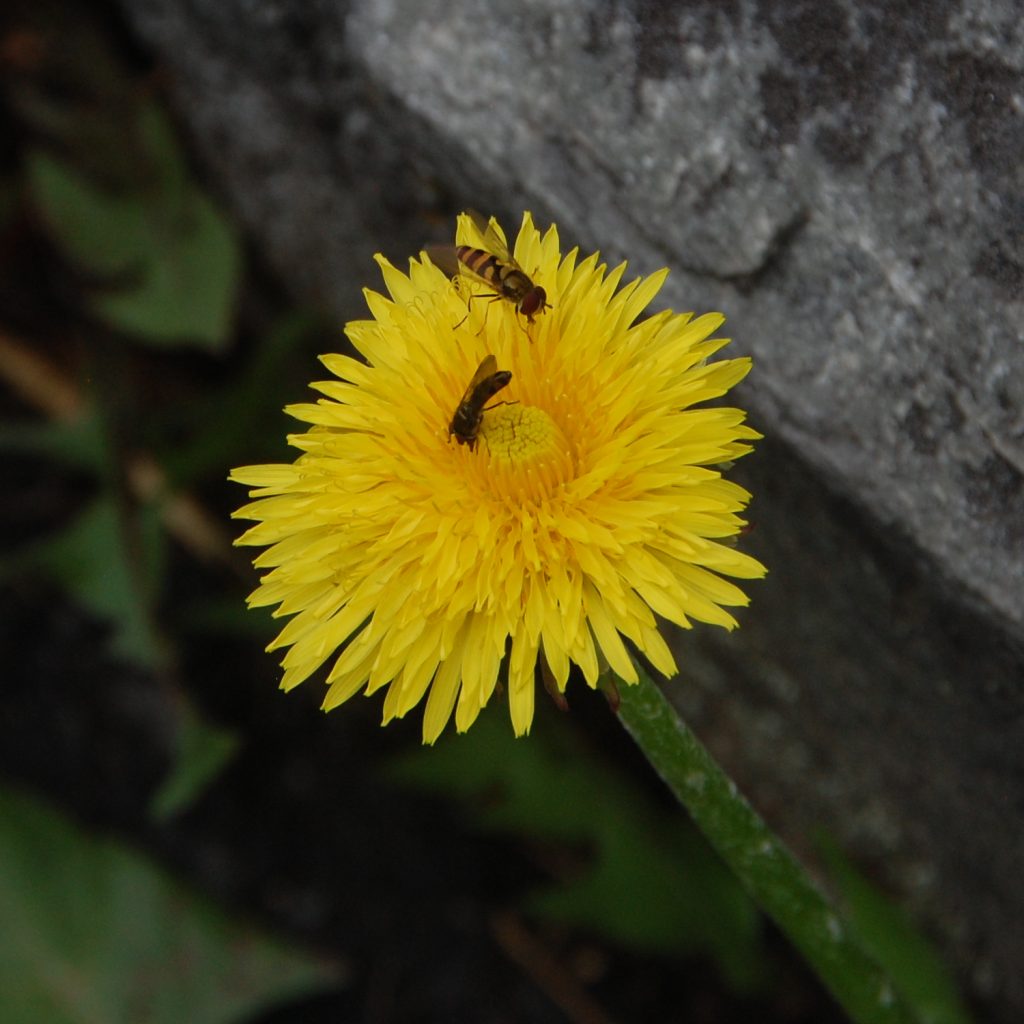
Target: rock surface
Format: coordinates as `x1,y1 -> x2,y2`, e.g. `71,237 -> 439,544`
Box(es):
120,0 -> 1024,1019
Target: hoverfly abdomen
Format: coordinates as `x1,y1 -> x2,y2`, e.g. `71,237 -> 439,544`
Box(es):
455,245 -> 500,285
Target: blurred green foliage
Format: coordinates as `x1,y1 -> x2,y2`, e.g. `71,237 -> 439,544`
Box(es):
390,707 -> 766,992
0,785 -> 342,1024
819,837 -> 974,1024
9,0 -> 241,350
0,0 -> 321,827
149,706 -> 241,823
0,10 -> 340,1017
28,115 -> 241,350
37,492 -> 166,666
0,409 -> 166,666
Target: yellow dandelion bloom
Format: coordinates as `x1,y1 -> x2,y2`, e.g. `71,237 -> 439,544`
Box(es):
231,213 -> 766,742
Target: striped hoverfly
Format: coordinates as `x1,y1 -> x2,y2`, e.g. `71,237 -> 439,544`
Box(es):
448,354 -> 512,450
430,211 -> 550,328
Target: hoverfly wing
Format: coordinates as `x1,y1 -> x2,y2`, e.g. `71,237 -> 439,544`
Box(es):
449,354 -> 511,449
465,353 -> 499,397
463,209 -> 516,266
423,245 -> 462,278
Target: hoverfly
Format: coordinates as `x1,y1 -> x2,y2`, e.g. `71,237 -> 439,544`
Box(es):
430,211 -> 550,328
449,354 -> 512,450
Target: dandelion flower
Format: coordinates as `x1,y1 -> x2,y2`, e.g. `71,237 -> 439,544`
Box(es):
231,213 -> 765,742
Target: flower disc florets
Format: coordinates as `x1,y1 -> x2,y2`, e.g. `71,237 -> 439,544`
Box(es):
231,213 -> 765,742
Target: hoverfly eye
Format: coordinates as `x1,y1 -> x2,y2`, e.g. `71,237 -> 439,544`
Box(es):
522,287 -> 546,318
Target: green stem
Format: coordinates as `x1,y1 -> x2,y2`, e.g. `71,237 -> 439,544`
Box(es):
615,667 -> 920,1024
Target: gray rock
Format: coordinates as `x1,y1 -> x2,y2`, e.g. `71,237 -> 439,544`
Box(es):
121,0 -> 1024,1018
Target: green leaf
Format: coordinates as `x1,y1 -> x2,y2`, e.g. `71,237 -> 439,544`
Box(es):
150,707 -> 241,822
26,105 -> 241,351
820,837 -> 975,1024
36,495 -> 164,668
28,149 -> 151,276
0,785 -> 341,1024
389,708 -> 764,990
91,189 -> 240,349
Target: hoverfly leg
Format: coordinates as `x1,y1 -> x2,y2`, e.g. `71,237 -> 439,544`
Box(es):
453,290 -> 498,332
473,295 -> 504,337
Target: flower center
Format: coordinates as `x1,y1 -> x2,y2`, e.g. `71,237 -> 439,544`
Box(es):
479,403 -> 575,503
